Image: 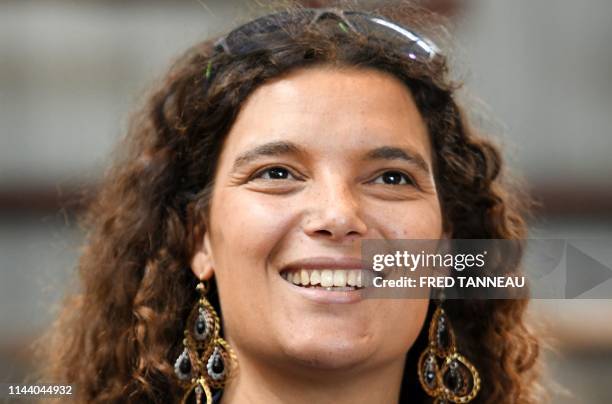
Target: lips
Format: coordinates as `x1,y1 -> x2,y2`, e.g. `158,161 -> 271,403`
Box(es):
279,257 -> 365,291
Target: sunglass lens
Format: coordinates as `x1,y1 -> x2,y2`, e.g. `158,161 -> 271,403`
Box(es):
345,12 -> 436,60
223,10 -> 314,55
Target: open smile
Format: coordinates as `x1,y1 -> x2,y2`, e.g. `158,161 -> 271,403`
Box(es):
281,269 -> 365,291
278,257 -> 368,303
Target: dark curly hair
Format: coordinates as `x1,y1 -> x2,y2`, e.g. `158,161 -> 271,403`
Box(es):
39,2 -> 541,403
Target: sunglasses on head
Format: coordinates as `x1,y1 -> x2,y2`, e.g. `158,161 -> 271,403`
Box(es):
213,8 -> 439,62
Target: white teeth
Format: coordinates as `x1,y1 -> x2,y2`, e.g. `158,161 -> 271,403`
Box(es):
310,270 -> 321,285
300,269 -> 309,285
320,270 -> 334,287
333,270 -> 347,287
347,270 -> 357,286
281,269 -> 365,289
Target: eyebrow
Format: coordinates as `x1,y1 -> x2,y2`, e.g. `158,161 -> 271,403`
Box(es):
364,146 -> 430,174
231,141 -> 431,174
232,141 -> 303,171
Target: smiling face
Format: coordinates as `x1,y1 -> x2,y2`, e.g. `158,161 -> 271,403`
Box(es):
192,66 -> 444,374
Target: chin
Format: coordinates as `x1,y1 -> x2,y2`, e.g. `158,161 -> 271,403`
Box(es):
279,328 -> 376,371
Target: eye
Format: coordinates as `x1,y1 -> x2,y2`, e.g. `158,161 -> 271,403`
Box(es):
371,170 -> 414,186
251,166 -> 298,181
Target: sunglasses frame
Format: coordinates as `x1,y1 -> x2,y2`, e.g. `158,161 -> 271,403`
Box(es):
213,8 -> 439,62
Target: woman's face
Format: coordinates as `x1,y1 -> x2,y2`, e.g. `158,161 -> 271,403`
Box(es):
192,66 -> 444,372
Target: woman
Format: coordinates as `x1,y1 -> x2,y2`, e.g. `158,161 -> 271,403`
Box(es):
41,3 -> 541,403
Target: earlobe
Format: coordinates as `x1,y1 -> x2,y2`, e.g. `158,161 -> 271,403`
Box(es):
190,232 -> 215,281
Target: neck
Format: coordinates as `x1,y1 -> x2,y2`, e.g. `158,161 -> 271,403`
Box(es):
219,349 -> 405,404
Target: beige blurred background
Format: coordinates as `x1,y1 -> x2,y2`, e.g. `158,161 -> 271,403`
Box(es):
1,0 -> 611,402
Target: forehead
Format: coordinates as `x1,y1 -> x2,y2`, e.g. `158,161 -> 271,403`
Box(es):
221,66 -> 431,161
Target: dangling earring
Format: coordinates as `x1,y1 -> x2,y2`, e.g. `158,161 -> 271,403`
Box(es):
418,290 -> 480,403
174,280 -> 237,404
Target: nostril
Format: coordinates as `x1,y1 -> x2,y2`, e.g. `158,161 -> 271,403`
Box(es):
314,229 -> 362,239
304,211 -> 368,240
315,229 -> 333,237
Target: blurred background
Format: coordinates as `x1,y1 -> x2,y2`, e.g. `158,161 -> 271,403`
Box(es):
0,0 -> 611,402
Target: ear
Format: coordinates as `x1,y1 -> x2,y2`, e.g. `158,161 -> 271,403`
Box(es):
191,230 -> 215,281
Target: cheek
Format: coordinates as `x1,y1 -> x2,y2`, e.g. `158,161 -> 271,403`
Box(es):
363,299 -> 429,364
211,190 -> 297,263
208,191 -> 298,338
378,199 -> 443,239
392,299 -> 429,349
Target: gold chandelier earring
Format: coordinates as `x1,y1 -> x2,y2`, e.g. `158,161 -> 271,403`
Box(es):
418,292 -> 481,403
174,280 -> 237,404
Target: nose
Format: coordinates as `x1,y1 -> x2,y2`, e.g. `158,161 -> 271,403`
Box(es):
303,179 -> 368,242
